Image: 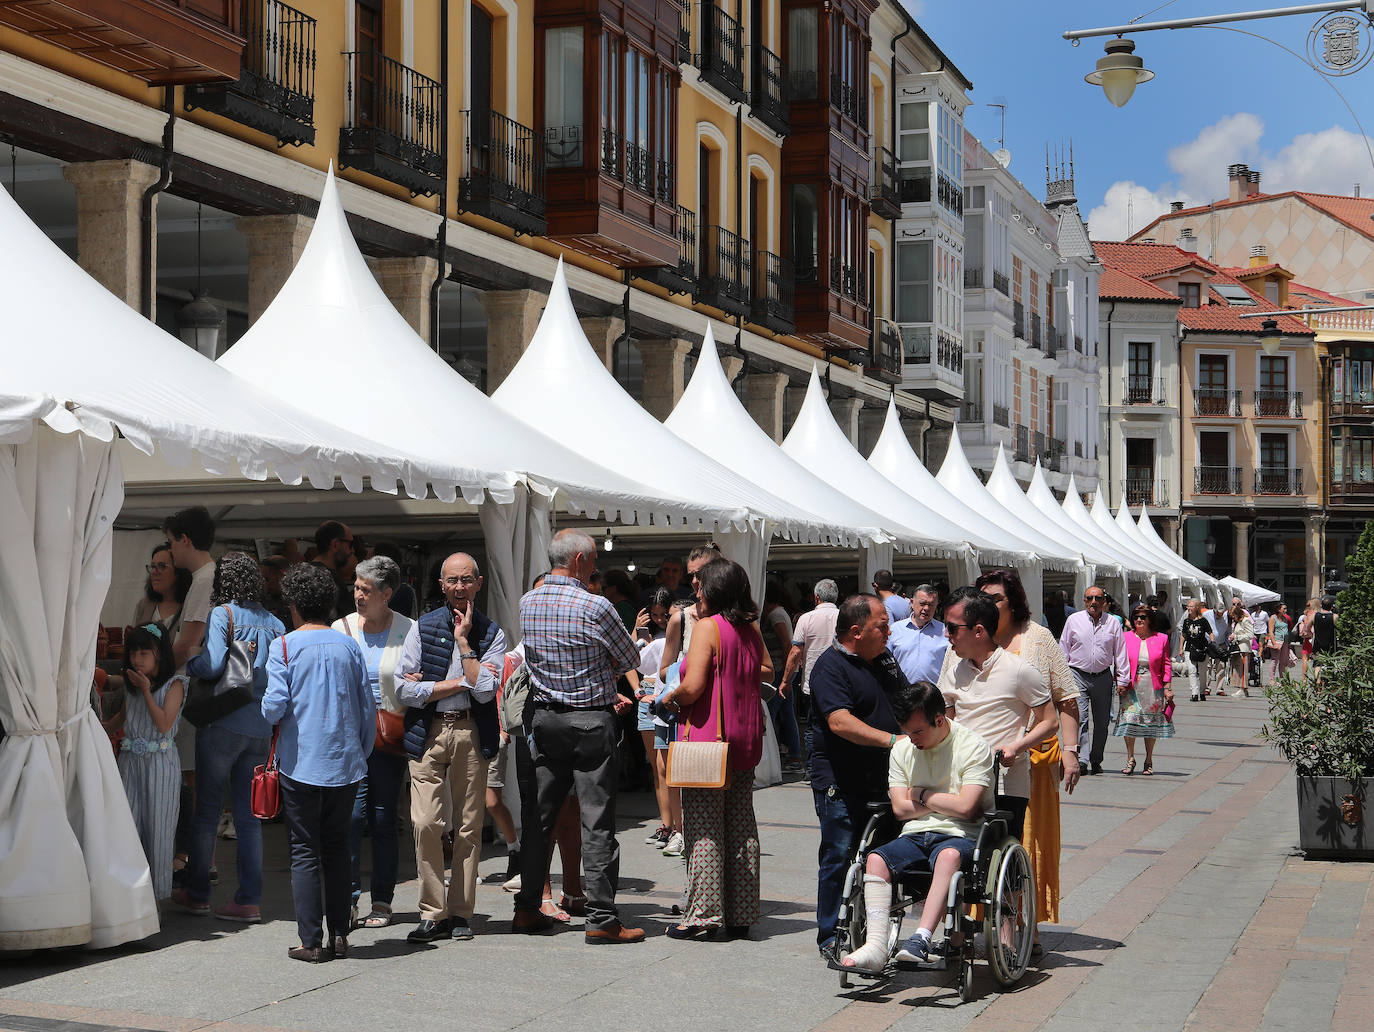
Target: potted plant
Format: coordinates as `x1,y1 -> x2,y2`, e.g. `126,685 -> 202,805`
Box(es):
1261,521 -> 1374,859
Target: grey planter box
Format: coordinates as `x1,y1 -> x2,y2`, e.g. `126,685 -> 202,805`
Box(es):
1297,776 -> 1374,860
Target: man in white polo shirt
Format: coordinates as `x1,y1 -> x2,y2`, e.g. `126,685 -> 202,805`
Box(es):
938,586 -> 1057,841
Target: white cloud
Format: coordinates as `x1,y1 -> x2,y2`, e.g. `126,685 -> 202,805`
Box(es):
1086,114 -> 1374,241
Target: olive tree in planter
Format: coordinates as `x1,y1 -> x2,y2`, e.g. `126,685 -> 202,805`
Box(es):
1262,521 -> 1374,859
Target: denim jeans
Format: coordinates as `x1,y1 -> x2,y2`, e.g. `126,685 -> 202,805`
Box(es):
813,786 -> 867,948
767,691 -> 802,759
186,723 -> 270,905
348,748 -> 408,906
282,774 -> 358,948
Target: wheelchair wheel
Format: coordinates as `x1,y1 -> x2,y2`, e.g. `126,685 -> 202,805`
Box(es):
958,957 -> 975,1002
982,841 -> 1035,987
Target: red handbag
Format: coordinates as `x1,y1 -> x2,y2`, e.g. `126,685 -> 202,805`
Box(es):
250,638 -> 285,820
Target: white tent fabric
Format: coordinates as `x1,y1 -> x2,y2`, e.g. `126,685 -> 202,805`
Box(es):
1058,475 -> 1155,584
1136,509 -> 1223,608
1086,488 -> 1168,597
1010,461 -> 1127,602
492,260 -> 837,544
1113,502 -> 1204,615
1220,576 -> 1281,606
779,371 -> 976,579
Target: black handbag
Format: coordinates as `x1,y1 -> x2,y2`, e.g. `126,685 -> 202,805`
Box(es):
1204,638 -> 1234,662
183,605 -> 258,728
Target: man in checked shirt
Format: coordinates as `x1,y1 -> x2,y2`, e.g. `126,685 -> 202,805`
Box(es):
511,529 -> 644,943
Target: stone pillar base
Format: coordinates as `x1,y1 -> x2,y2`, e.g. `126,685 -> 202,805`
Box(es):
636,337 -> 693,421
580,316 -> 624,373
745,372 -> 790,442
62,158 -> 161,312
237,213 -> 315,325
369,255 -> 446,341
829,396 -> 863,447
483,288 -> 548,392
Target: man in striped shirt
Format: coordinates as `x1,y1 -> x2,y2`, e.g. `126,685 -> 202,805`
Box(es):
511,528 -> 643,944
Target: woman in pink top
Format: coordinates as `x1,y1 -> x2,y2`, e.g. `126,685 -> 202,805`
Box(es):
661,558 -> 772,940
1114,605 -> 1174,775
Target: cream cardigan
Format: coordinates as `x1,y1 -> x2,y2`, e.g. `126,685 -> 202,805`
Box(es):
332,611 -> 413,715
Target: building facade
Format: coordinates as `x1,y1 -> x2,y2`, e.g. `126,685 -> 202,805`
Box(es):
0,0 -> 957,455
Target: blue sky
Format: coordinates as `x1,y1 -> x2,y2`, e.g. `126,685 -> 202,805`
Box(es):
905,0 -> 1374,239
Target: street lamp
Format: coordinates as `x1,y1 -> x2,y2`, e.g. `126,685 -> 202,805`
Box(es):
603,528 -> 614,552
1085,38 -> 1154,107
1258,318 -> 1282,354
176,290 -> 222,359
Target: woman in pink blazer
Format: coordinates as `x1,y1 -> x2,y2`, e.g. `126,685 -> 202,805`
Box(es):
1114,605 -> 1175,775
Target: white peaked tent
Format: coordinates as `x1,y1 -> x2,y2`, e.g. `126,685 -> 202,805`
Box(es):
663,327 -> 907,592
780,370 -> 976,583
217,168 -> 714,635
1014,462 -> 1129,602
1137,508 -> 1223,607
1220,576 -> 1281,606
1058,474 -> 1156,590
491,259 -> 838,575
0,175 -> 454,951
1113,501 -> 1205,611
1087,488 -> 1173,599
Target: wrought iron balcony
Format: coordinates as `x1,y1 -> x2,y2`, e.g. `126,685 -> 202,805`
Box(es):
870,147 -> 900,219
865,323 -> 902,383
829,254 -> 861,302
1049,437 -> 1067,472
900,168 -> 931,204
674,0 -> 691,58
901,325 -> 931,362
936,330 -> 963,372
640,206 -> 698,295
1194,387 -> 1243,417
1014,425 -> 1031,463
750,250 -> 794,333
1254,389 -> 1303,418
340,50 -> 442,195
1255,466 -> 1304,495
993,270 -> 1010,296
695,224 -> 750,315
1046,323 -> 1061,357
750,45 -> 789,135
1030,313 -> 1042,349
1013,301 -> 1025,339
186,0 -> 317,146
965,267 -> 984,289
1126,475 -> 1169,507
1126,375 -> 1168,405
1074,334 -> 1084,352
961,400 -> 983,424
600,128 -> 655,197
1074,440 -> 1084,459
828,73 -> 866,126
543,124 -> 584,170
993,404 -> 1010,427
936,171 -> 963,217
1194,465 -> 1243,495
699,4 -> 746,105
459,109 -> 546,236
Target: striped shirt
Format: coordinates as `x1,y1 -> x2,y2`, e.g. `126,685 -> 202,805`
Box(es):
520,575 -> 640,707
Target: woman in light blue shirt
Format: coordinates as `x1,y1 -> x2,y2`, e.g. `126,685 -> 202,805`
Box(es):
263,563 -> 375,963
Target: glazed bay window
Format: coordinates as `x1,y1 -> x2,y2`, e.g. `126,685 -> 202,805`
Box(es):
897,239 -> 932,361
787,6 -> 819,100
790,183 -> 819,284
543,25 -> 583,169
897,100 -> 931,203
829,12 -> 865,125
935,102 -> 962,217
594,32 -> 673,198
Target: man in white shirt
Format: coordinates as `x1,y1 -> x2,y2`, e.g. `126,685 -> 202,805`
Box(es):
888,584 -> 947,686
939,587 -> 1057,840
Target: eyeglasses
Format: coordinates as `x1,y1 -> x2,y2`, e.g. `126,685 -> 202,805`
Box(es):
146,562 -> 172,573
1084,595 -> 1106,603
944,621 -> 972,632
442,575 -> 479,587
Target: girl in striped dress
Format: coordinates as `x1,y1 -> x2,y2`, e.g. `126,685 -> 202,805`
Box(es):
118,624 -> 186,900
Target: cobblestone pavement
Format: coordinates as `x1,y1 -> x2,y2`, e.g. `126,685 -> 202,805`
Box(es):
2,691 -> 1366,1032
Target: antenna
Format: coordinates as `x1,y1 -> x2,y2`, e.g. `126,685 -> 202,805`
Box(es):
988,100 -> 1007,149
1127,193 -> 1134,236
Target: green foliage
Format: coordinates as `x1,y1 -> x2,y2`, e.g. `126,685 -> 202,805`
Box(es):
1337,519 -> 1374,643
1262,636 -> 1374,783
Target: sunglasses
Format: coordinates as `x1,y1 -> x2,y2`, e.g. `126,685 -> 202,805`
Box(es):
944,621 -> 973,632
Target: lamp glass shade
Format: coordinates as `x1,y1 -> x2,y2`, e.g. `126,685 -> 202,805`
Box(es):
1100,68 -> 1139,108
1085,38 -> 1153,108
176,291 -> 222,359
1258,319 -> 1282,355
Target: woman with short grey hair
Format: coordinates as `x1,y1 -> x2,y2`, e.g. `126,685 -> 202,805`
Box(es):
334,553 -> 414,929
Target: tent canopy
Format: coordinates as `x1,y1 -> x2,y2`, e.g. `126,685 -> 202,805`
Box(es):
1057,474 -> 1156,580
1113,501 -> 1203,597
1220,575 -> 1281,606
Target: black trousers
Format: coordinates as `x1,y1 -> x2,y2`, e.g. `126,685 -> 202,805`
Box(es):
515,705 -> 622,930
281,774 -> 358,948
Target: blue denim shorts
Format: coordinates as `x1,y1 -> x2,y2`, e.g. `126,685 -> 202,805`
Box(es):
636,698 -> 655,732
653,720 -> 676,751
871,830 -> 975,876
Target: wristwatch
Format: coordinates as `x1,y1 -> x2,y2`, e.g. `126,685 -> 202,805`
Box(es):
459,650 -> 479,661
918,787 -> 929,807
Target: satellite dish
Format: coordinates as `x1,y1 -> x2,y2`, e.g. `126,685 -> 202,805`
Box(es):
993,148 -> 1012,169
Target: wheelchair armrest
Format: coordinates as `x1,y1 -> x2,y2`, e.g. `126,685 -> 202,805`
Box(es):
865,800 -> 893,813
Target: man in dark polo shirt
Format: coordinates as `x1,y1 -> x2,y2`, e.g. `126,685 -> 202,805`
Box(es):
807,593 -> 905,959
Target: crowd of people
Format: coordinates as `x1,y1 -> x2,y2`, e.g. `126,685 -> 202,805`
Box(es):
91,507 -> 1343,968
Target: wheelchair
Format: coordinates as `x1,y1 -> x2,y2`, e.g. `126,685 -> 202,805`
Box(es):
828,762 -> 1036,1002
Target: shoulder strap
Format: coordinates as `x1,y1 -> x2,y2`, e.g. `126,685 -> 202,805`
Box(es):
222,603 -> 234,641
281,636 -> 288,664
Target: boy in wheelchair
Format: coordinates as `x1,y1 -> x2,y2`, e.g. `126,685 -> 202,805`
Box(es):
840,680 -> 994,974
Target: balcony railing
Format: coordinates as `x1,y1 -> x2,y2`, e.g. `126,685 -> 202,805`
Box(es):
544,124 -> 584,169
750,250 -> 794,333
829,254 -> 861,303
695,224 -> 750,315
699,4 -> 747,105
961,400 -> 983,423
900,169 -> 931,204
1074,334 -> 1084,353
936,330 -> 964,372
1194,465 -> 1243,494
1254,389 -> 1303,418
1194,387 -> 1243,417
870,147 -> 900,219
964,267 -> 984,289
1126,375 -> 1168,405
1074,440 -> 1084,459
641,206 -> 698,295
601,128 -> 656,196
1255,466 -> 1304,495
901,325 -> 931,362
1014,425 -> 1031,463
340,50 -> 442,194
993,404 -> 1010,427
459,109 -> 546,235
865,323 -> 903,383
1033,430 -> 1048,463
1126,475 -> 1170,507
185,0 -> 317,146
750,45 -> 789,135
1012,301 -> 1025,339
1046,322 -> 1059,356
829,73 -> 866,126
993,270 -> 1010,296
674,0 -> 691,57
936,171 -> 963,217
1030,313 -> 1042,349
1049,437 -> 1067,472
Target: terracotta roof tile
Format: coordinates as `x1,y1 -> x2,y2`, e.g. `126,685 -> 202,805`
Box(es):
1098,267 -> 1179,302
1127,190 -> 1374,244
1226,263 -> 1293,280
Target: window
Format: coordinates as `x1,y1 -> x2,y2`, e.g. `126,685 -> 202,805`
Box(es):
543,26 -> 583,168
1259,432 -> 1289,470
787,7 -> 818,100
1214,283 -> 1257,306
897,101 -> 931,204
587,31 -> 674,196
1127,342 -> 1153,403
1197,354 -> 1231,416
898,240 -> 932,323
1178,282 -> 1200,308
789,183 -> 818,282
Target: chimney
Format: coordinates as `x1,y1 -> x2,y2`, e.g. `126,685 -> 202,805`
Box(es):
1170,201 -> 1184,213
1250,244 -> 1268,267
1228,163 -> 1250,202
1179,227 -> 1197,252
1246,169 -> 1262,197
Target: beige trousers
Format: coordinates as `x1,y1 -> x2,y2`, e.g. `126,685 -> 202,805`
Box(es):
409,713 -> 488,921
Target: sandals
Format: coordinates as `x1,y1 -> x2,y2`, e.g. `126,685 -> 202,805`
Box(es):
1122,758 -> 1137,775
540,897 -> 571,924
362,904 -> 393,928
1142,762 -> 1153,776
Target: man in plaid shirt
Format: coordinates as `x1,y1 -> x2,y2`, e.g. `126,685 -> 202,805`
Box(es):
511,529 -> 643,944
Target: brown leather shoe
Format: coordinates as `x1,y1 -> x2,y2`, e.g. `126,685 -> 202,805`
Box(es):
511,908 -> 556,935
585,921 -> 646,945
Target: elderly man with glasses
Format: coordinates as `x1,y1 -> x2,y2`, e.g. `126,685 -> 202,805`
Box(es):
1058,587 -> 1129,776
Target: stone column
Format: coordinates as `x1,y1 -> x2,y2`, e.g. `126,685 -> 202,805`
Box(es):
829,396 -> 863,447
1234,520 -> 1252,581
636,337 -> 693,421
745,372 -> 790,442
483,288 -> 547,392
785,384 -> 810,429
858,404 -> 886,457
579,316 -> 623,373
720,355 -> 745,384
925,422 -> 954,474
61,158 -> 161,311
368,255 -> 445,340
903,413 -> 932,462
236,213 -> 314,325
1306,513 -> 1328,600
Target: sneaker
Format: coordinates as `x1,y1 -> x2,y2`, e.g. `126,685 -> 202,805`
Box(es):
661,831 -> 685,857
214,901 -> 261,923
894,933 -> 932,964
217,812 -> 236,840
171,889 -> 209,916
645,825 -> 669,845
502,871 -> 522,893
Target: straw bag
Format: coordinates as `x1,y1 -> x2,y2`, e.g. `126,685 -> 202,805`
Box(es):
666,658 -> 728,789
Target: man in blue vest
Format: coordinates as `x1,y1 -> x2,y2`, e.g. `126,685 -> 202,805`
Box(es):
395,552 -> 505,944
